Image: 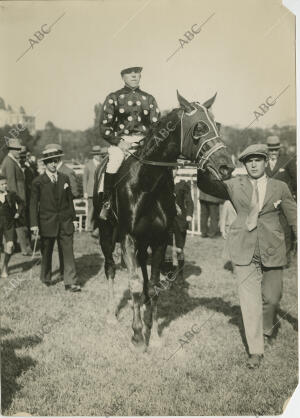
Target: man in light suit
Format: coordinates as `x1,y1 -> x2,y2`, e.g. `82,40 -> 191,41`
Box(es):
197,144 -> 297,369
83,145 -> 106,233
1,138 -> 32,255
30,144 -> 80,292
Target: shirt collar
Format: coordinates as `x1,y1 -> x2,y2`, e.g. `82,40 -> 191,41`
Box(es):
46,170 -> 58,181
122,85 -> 141,93
249,174 -> 267,184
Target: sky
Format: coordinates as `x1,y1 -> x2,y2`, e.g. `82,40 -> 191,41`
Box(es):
0,0 -> 296,131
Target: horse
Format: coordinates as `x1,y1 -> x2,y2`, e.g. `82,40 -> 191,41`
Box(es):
94,91 -> 234,350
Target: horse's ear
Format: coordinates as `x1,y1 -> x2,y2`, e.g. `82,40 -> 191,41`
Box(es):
177,90 -> 194,113
203,92 -> 217,109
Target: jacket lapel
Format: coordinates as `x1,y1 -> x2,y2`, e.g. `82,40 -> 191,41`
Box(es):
238,176 -> 252,204
261,177 -> 276,211
41,173 -> 51,185
268,157 -> 281,175
57,172 -> 65,201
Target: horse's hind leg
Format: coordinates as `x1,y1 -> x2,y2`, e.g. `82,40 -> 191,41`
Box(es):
148,242 -> 167,345
122,234 -> 144,350
137,244 -> 152,348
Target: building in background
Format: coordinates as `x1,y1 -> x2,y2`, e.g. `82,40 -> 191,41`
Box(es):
0,97 -> 35,135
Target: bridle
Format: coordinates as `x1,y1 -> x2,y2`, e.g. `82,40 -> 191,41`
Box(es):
127,103 -> 226,174
179,103 -> 226,174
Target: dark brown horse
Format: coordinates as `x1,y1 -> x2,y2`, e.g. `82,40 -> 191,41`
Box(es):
94,92 -> 233,350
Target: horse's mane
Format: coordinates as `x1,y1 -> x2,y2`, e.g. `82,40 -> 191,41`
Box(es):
137,108 -> 180,159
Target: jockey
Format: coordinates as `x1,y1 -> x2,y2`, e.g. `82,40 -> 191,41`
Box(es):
99,65 -> 160,220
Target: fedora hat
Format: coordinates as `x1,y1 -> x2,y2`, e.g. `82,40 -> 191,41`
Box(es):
41,143 -> 64,161
266,136 -> 281,150
6,137 -> 22,150
238,144 -> 268,162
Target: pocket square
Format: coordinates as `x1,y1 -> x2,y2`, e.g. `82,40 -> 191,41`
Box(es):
64,183 -> 69,189
279,168 -> 285,172
273,200 -> 282,208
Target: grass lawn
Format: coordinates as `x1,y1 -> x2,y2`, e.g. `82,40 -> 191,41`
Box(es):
1,232 -> 298,416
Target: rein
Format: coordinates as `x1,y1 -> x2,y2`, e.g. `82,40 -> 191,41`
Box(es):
126,150 -> 199,168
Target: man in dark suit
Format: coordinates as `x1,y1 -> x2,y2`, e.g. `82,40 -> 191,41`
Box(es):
197,144 -> 297,369
265,136 -> 297,262
0,174 -> 24,278
19,146 -> 38,231
265,136 -> 297,196
30,144 -> 80,292
1,138 -> 32,255
199,190 -> 223,238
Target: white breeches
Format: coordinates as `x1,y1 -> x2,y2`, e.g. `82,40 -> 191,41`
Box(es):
106,134 -> 144,174
106,146 -> 125,174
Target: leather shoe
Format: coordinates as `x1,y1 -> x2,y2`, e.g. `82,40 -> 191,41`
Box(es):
43,281 -> 52,287
65,284 -> 81,292
247,354 -> 263,369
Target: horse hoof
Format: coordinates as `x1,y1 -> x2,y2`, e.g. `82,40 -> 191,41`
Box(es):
151,335 -> 162,348
131,335 -> 145,351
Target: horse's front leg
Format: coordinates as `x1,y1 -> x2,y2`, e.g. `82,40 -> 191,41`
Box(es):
99,220 -> 117,321
121,234 -> 144,350
148,241 -> 167,345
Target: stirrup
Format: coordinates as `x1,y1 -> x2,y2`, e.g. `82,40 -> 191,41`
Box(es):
99,200 -> 111,221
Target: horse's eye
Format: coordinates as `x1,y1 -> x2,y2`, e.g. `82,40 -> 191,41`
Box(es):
192,121 -> 209,140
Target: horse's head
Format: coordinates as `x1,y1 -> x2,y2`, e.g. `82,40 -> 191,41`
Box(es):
177,91 -> 234,180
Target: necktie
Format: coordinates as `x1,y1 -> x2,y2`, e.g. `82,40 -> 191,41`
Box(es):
269,159 -> 276,171
52,175 -> 57,184
246,180 -> 259,231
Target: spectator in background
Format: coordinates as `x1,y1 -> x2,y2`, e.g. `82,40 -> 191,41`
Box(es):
265,136 -> 297,197
199,190 -> 223,238
1,138 -> 32,255
19,147 -> 38,233
265,135 -> 297,265
220,199 -> 237,272
83,145 -> 106,235
0,175 -> 24,278
163,169 -> 194,286
57,150 -> 80,199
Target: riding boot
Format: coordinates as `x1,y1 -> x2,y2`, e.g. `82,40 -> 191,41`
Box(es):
99,173 -> 116,221
1,253 -> 11,279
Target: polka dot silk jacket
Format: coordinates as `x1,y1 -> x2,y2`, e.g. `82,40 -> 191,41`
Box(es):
100,86 -> 160,145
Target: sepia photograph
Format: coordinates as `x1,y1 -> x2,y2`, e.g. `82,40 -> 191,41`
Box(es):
0,0 -> 298,416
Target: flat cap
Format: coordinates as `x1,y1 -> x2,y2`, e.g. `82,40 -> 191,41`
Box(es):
121,66 -> 143,76
238,144 -> 268,162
